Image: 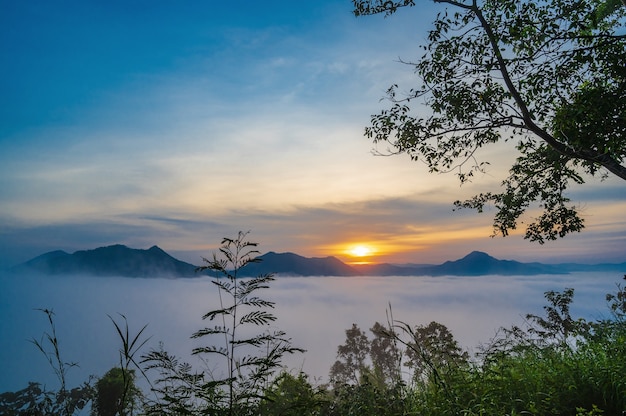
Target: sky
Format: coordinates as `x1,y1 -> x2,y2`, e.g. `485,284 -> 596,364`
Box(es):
1,0 -> 625,269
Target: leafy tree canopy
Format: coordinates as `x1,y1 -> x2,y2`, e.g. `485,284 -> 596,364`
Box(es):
91,367 -> 140,416
353,0 -> 626,243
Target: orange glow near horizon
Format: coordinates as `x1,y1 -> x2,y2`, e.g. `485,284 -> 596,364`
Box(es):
349,245 -> 372,257
319,239 -> 406,264
338,243 -> 380,264
321,225 -> 493,264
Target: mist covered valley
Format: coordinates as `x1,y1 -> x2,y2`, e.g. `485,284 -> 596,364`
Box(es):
0,270 -> 623,394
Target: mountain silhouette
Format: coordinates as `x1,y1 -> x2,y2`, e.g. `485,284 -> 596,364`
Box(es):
13,244 -> 199,278
238,252 -> 360,277
11,246 -> 625,278
233,250 -> 601,277
419,251 -> 561,276
350,262 -> 433,276
349,251 -> 563,276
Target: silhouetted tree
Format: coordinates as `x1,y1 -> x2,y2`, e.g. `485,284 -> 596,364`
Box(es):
353,0 -> 626,242
91,367 -> 140,416
404,321 -> 469,383
329,324 -> 371,385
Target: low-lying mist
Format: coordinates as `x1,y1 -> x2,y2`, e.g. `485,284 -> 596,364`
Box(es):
0,271 -> 622,393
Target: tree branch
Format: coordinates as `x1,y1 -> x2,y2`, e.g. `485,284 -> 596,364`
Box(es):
472,2 -> 626,180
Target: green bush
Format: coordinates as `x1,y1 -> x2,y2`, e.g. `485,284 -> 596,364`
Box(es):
327,285 -> 626,416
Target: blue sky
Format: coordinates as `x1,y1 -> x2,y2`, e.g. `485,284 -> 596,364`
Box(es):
1,0 -> 625,268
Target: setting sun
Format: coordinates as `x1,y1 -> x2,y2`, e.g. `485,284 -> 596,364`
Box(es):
350,245 -> 372,257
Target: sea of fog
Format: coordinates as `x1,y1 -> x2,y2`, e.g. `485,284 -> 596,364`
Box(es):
0,271 -> 623,394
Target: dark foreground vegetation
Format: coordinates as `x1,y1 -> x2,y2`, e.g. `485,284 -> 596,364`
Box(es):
2,233 -> 625,415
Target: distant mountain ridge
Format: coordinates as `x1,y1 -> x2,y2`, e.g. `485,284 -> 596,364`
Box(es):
244,251 -> 565,277
10,245 -> 626,278
420,251 -> 562,276
13,244 -> 199,278
239,252 -> 360,277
